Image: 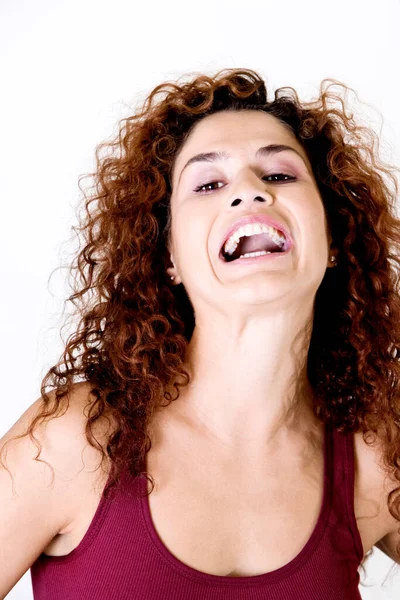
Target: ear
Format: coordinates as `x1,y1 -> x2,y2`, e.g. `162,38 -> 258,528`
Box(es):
328,230 -> 336,254
166,253 -> 180,283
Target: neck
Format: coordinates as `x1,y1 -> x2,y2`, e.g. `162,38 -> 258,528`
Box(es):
165,303 -> 321,454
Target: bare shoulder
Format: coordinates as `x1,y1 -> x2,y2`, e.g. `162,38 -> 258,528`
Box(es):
2,381 -> 114,479
0,381 -> 115,596
353,429 -> 400,562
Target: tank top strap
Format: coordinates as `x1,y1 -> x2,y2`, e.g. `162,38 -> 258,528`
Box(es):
329,424 -> 364,564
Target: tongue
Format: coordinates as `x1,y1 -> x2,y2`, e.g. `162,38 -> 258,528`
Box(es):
237,232 -> 282,255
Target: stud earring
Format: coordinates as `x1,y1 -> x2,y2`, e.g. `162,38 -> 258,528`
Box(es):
329,255 -> 336,264
170,276 -> 175,280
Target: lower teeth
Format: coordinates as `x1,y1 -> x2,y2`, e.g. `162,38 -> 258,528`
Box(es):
239,250 -> 271,259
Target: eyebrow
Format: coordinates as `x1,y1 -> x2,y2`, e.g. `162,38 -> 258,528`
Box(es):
177,144 -> 308,184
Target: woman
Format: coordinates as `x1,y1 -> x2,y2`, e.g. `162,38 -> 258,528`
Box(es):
1,68 -> 400,599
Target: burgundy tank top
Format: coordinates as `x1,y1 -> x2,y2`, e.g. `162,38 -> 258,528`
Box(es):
30,422 -> 365,599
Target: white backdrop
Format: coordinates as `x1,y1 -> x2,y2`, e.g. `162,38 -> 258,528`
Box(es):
1,0 -> 399,598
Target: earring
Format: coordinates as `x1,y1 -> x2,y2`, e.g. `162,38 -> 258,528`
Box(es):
329,255 -> 336,264
170,276 -> 175,280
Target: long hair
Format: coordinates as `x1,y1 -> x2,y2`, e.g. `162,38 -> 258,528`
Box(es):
2,68 -> 400,574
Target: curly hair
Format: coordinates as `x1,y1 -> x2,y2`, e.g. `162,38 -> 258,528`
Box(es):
2,68 -> 400,576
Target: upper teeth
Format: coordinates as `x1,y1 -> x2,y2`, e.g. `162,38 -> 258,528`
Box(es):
223,223 -> 286,256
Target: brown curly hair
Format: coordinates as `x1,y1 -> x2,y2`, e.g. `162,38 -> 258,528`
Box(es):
2,68 -> 400,576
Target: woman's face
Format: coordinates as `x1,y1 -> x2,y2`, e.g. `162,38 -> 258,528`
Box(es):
168,109 -> 334,312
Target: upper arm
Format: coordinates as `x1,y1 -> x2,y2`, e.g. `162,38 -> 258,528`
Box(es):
375,527 -> 400,564
0,382 -> 110,598
372,451 -> 400,565
354,429 -> 400,565
374,472 -> 400,565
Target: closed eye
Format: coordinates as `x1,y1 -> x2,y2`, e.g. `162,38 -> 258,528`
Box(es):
193,173 -> 297,194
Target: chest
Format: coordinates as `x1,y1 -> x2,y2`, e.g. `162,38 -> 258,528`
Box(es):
142,448 -> 327,577
44,430 -> 391,576
139,427 -> 391,577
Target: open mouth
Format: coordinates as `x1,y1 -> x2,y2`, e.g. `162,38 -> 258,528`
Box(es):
219,231 -> 288,263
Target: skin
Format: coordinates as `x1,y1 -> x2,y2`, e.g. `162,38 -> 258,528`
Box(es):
165,109 -> 337,464
1,113 -> 399,590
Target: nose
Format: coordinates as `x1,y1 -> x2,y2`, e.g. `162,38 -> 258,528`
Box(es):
227,170 -> 274,207
230,194 -> 270,207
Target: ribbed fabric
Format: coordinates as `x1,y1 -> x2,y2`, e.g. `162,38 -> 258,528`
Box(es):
30,423 -> 365,599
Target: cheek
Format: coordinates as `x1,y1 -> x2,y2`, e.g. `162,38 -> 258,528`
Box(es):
296,192 -> 329,253
173,213 -> 210,267
301,188 -> 327,229
309,204 -> 328,234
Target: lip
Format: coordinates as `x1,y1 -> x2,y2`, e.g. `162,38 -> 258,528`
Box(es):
218,213 -> 293,258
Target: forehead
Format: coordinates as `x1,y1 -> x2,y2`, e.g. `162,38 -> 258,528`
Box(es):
172,110 -> 305,187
